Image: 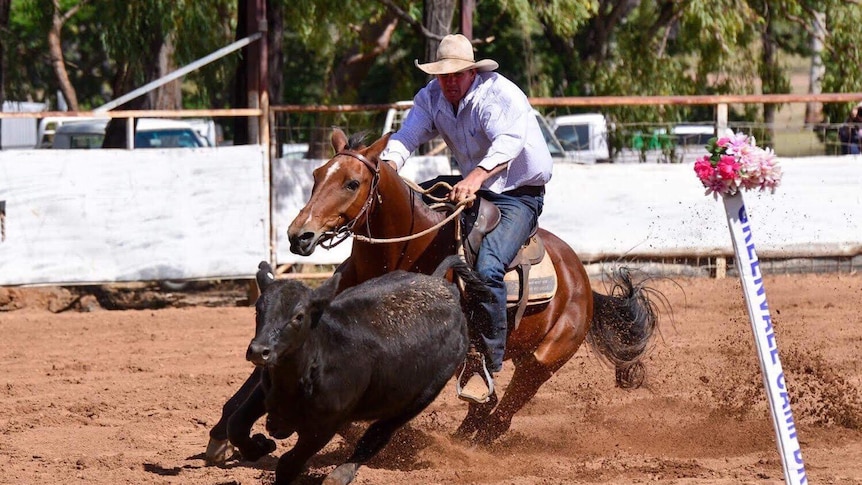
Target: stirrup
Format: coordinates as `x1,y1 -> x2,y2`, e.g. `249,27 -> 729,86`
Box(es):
456,353 -> 494,404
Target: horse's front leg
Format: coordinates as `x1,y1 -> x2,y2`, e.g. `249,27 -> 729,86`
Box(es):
453,393 -> 498,441
475,354 -> 554,444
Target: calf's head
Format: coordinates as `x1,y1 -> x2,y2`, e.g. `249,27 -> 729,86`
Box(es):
246,271 -> 341,366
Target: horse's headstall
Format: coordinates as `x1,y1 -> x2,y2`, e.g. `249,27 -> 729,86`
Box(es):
317,150 -> 382,247
337,150 -> 379,175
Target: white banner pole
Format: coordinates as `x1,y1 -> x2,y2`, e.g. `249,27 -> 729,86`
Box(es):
722,192 -> 807,484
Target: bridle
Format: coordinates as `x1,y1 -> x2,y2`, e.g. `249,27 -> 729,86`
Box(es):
317,150 -> 381,249
316,149 -> 472,248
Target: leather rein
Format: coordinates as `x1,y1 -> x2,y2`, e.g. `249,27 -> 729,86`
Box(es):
317,150 -> 471,248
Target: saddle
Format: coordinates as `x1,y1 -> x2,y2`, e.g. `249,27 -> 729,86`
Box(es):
460,197 -> 557,330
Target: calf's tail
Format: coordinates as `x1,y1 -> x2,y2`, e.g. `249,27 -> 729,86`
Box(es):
587,267 -> 661,389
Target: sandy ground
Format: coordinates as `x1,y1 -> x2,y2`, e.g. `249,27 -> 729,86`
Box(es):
1,272 -> 861,485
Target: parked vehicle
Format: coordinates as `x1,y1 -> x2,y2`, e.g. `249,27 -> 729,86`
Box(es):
672,124 -> 714,147
551,113 -> 611,164
533,110 -> 574,162
41,117 -> 212,149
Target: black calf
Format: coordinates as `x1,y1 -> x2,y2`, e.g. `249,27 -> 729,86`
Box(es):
206,262 -> 309,464
237,255 -> 488,485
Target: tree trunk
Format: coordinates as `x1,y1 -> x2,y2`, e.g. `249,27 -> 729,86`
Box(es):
307,11 -> 400,159
0,0 -> 9,146
266,0 -> 284,155
102,6 -> 166,148
151,33 -> 181,110
48,0 -> 80,111
232,0 -> 249,146
760,19 -> 778,143
423,0 -> 456,64
805,11 -> 826,126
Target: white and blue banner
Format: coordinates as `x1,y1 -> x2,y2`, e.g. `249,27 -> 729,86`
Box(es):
723,192 -> 807,485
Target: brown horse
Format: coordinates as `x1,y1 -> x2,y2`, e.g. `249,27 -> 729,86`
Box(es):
287,128 -> 660,444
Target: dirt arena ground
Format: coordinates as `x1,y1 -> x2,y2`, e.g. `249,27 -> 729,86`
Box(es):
1,272 -> 861,484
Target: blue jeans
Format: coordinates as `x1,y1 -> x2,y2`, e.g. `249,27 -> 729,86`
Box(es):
473,189 -> 544,373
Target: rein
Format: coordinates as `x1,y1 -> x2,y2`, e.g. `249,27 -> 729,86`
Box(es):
318,150 -> 471,247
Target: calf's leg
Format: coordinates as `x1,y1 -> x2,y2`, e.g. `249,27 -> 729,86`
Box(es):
275,429 -> 338,485
206,367 -> 262,464
228,381 -> 276,461
326,388 -> 443,485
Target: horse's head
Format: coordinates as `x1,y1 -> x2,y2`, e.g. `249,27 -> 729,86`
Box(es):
287,128 -> 392,256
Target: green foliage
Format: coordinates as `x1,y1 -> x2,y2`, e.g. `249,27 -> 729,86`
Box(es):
2,0 -> 860,130
821,1 -> 862,123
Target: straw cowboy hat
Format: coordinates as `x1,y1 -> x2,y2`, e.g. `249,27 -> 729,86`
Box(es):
415,34 -> 499,75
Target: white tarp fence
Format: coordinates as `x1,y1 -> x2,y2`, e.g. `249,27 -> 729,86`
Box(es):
0,146 -> 268,285
272,155 -> 862,265
1,149 -> 860,285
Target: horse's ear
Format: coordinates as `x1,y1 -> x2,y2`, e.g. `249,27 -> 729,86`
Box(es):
365,131 -> 393,160
331,128 -> 348,153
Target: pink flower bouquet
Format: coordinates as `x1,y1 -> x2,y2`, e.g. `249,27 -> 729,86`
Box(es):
693,130 -> 782,198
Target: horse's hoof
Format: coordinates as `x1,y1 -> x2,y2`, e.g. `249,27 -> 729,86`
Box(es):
472,417 -> 509,445
451,428 -> 473,443
205,437 -> 236,465
616,361 -> 645,389
473,429 -> 499,446
323,463 -> 359,485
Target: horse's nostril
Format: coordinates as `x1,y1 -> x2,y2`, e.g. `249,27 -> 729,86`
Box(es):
299,232 -> 314,242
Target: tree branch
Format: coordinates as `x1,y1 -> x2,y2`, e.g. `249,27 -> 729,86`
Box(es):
377,0 -> 492,44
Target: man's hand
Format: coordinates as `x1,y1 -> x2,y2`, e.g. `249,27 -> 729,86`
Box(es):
449,163 -> 507,204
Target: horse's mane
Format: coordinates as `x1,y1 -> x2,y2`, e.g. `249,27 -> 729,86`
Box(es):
346,131 -> 370,150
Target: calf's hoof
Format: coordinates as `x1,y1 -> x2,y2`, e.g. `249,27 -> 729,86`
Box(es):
266,414 -> 295,439
238,433 -> 277,462
205,437 -> 236,465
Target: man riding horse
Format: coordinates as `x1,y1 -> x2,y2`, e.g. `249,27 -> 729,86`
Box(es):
379,34 -> 553,404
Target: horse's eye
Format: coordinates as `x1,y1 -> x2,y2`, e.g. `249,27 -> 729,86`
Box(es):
345,180 -> 360,191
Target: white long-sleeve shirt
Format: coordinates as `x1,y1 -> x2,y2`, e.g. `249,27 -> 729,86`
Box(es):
381,72 -> 553,194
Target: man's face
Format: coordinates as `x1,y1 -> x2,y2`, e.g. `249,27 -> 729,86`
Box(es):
437,69 -> 477,106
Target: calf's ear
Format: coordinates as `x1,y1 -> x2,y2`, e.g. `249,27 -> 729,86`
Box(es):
306,273 -> 341,327
256,261 -> 276,292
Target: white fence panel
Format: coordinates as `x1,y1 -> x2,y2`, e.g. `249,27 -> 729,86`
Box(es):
2,149 -> 859,285
273,155 -> 862,266
0,146 -> 268,285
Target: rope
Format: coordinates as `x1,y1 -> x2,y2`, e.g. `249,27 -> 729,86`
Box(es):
352,178 -> 474,245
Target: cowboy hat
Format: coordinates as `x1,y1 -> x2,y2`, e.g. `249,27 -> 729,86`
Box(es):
415,34 -> 499,75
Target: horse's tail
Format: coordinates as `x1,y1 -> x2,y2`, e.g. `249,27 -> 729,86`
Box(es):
434,254 -> 494,303
587,267 -> 661,389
